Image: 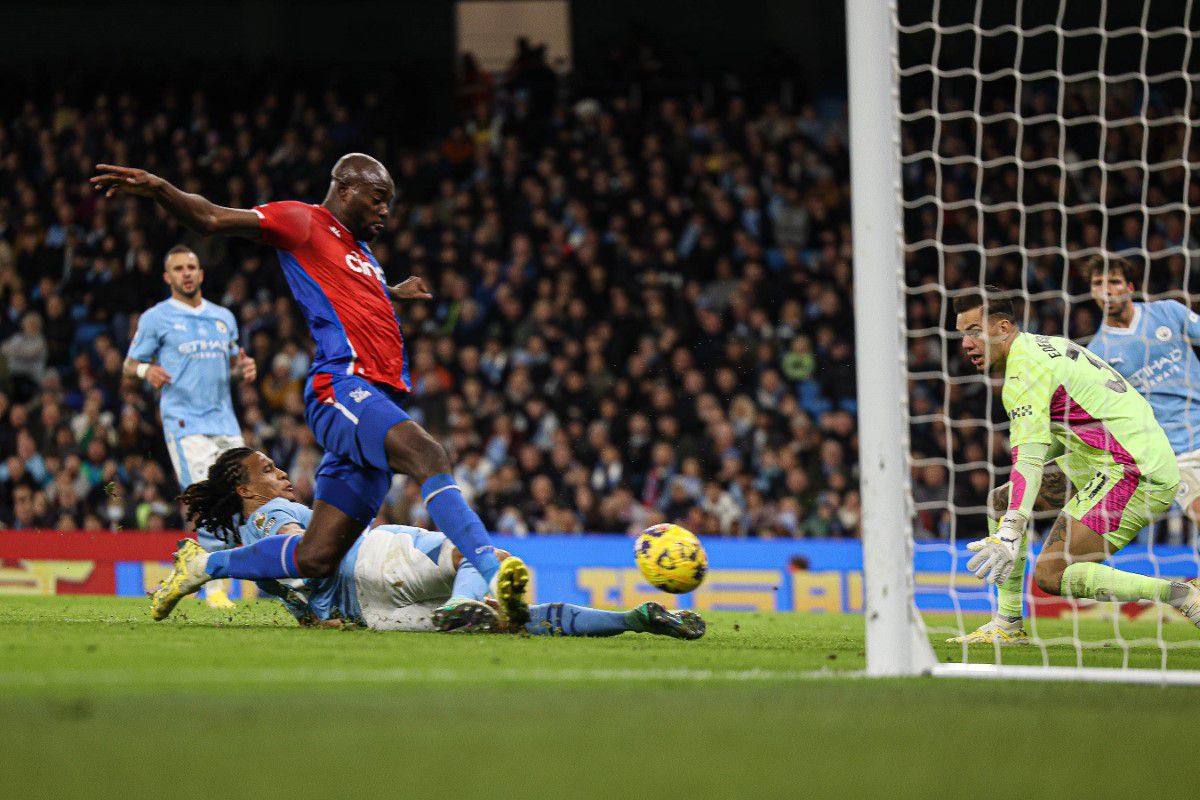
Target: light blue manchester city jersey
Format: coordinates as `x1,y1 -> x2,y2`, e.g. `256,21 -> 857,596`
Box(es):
1087,300 -> 1200,455
237,497 -> 364,624
127,298 -> 241,437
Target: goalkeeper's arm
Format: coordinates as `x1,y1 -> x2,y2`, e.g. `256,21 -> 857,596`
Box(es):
998,442 -> 1051,540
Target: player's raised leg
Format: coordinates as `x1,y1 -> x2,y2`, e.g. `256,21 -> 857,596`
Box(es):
382,419 -> 529,623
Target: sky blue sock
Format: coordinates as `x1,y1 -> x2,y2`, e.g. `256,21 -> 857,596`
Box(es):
449,560 -> 488,602
525,603 -> 630,637
421,475 -> 500,582
205,534 -> 301,580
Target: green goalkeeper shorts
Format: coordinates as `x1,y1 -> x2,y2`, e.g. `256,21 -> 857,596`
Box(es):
1063,460 -> 1178,551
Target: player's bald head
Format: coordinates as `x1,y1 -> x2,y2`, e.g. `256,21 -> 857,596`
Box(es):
330,153 -> 393,192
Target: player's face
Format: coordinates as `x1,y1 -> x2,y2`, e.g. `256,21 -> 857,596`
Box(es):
344,178 -> 394,241
240,451 -> 297,503
956,307 -> 1010,373
163,252 -> 203,299
1090,272 -> 1133,318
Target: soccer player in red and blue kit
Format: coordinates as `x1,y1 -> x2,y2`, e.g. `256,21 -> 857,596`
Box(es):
91,155 -> 529,629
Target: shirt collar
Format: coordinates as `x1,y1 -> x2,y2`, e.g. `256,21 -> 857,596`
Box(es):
168,297 -> 208,315
1100,303 -> 1141,336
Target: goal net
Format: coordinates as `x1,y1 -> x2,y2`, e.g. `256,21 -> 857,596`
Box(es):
850,0 -> 1200,681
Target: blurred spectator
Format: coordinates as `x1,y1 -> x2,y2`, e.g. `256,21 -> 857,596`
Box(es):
0,67 -> 855,538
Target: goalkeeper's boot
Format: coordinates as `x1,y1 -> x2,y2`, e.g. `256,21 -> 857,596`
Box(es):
150,539 -> 213,621
432,599 -> 500,633
204,579 -> 236,610
946,616 -> 1029,645
489,557 -> 531,627
1167,580 -> 1200,629
626,602 -> 707,640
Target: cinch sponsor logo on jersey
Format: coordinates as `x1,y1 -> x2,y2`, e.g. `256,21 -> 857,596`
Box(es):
345,251 -> 385,283
1127,348 -> 1184,388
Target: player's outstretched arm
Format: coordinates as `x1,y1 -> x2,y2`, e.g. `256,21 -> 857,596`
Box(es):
90,164 -> 261,238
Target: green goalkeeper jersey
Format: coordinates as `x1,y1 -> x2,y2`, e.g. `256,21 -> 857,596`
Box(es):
1002,332 -> 1177,483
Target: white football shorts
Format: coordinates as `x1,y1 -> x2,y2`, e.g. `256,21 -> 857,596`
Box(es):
352,527 -> 457,631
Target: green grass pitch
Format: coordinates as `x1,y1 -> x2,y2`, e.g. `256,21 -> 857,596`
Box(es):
2,596 -> 1198,798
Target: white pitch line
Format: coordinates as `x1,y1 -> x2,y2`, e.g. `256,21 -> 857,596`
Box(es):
0,666 -> 858,688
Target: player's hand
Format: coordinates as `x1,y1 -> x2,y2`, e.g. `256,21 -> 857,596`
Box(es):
388,276 -> 433,302
236,349 -> 257,383
145,365 -> 172,389
966,534 -> 1020,585
90,164 -> 164,198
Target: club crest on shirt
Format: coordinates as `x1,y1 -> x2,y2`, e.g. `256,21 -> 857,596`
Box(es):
1157,326 -> 1173,341
253,511 -> 267,531
215,320 -> 228,334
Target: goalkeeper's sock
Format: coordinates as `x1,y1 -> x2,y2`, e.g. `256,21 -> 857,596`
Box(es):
524,603 -> 629,637
996,529 -> 1027,619
205,534 -> 301,580
1060,562 -> 1172,603
421,475 -> 501,583
448,559 -> 489,603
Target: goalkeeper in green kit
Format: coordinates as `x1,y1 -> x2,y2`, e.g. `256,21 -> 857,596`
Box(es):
948,287 -> 1200,644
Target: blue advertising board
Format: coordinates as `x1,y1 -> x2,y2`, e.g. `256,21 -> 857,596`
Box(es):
104,534 -> 1200,614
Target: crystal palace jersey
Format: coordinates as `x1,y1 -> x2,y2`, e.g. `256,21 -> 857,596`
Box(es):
1086,300 -> 1200,456
254,201 -> 410,392
1002,332 -> 1176,481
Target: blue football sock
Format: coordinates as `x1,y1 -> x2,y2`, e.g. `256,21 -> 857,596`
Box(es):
449,560 -> 489,602
205,534 -> 301,580
524,603 -> 630,637
421,474 -> 500,582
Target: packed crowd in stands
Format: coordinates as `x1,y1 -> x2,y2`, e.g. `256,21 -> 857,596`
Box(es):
902,75 -> 1200,540
0,53 -> 860,538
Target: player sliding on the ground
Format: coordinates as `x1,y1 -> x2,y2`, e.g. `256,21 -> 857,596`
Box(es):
948,287 -> 1200,645
91,155 -> 526,625
178,447 -> 705,639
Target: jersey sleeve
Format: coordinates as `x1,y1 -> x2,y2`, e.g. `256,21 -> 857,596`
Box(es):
127,309 -> 162,362
253,201 -> 315,251
1003,367 -> 1055,448
224,310 -> 240,355
1171,300 -> 1200,343
259,501 -> 308,537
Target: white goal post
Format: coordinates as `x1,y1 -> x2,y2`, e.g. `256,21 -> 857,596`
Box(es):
848,0 -> 1200,682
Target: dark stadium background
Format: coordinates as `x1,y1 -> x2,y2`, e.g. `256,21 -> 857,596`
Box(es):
6,0 -> 1195,544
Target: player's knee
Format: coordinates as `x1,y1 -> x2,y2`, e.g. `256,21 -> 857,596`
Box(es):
1033,559 -> 1064,596
386,425 -> 452,482
404,440 -> 452,483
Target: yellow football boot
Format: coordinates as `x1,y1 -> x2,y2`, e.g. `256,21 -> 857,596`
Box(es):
204,579 -> 237,610
947,618 -> 1030,645
490,556 -> 530,627
150,539 -> 213,621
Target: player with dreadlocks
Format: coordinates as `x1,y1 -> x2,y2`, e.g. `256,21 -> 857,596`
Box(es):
177,448 -> 706,638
